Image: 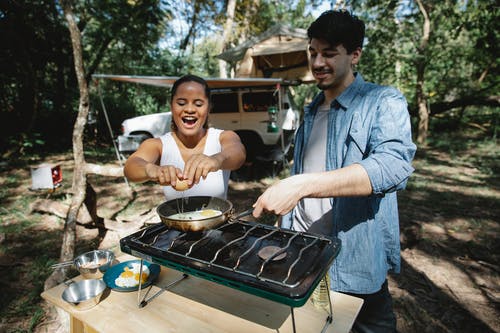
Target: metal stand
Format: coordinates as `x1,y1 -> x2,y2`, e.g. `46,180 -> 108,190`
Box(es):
137,259 -> 145,307
136,258 -> 188,308
289,275 -> 333,333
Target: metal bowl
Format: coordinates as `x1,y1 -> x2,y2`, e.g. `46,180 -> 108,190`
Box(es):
62,279 -> 107,310
74,250 -> 115,279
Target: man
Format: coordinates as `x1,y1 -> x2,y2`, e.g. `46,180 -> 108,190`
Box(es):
252,10 -> 417,333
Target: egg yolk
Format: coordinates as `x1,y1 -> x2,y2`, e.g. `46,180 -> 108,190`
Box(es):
200,209 -> 219,217
134,272 -> 148,283
120,269 -> 134,278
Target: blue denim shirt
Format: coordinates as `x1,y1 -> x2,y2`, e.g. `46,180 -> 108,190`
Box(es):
282,73 -> 416,294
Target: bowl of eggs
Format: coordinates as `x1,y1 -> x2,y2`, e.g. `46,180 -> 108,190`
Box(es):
103,260 -> 160,292
62,279 -> 107,310
74,249 -> 115,279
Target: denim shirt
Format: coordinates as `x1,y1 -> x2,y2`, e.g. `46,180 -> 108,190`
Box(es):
282,73 -> 416,294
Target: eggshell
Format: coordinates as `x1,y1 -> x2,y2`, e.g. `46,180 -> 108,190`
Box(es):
174,179 -> 189,191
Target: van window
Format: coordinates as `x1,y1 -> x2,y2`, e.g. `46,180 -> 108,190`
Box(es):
242,91 -> 277,113
211,92 -> 238,113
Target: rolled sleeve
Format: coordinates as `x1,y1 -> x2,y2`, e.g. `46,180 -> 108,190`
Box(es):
359,88 -> 416,195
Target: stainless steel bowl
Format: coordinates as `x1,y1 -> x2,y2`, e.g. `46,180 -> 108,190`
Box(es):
74,250 -> 115,279
62,279 -> 107,310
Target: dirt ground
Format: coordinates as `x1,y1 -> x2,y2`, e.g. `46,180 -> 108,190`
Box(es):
0,142 -> 499,333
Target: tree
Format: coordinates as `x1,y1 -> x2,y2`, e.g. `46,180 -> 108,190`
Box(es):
0,1 -> 73,150
0,0 -> 167,153
354,0 -> 499,144
218,0 -> 236,78
43,0 -> 167,288
415,0 -> 431,144
44,0 -> 90,290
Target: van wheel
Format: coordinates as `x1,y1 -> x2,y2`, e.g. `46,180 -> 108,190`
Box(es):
231,132 -> 264,181
133,132 -> 153,142
236,132 -> 263,163
118,132 -> 152,157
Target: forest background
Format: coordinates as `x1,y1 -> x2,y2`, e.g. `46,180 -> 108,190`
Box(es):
0,1 -> 498,333
1,0 -> 498,152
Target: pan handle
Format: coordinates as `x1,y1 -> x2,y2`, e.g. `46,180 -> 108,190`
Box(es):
51,260 -> 74,269
232,208 -> 254,220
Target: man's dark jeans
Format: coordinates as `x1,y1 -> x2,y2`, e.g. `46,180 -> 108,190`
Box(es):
343,280 -> 397,333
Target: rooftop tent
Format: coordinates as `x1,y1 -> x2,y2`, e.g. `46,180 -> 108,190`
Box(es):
217,24 -> 314,82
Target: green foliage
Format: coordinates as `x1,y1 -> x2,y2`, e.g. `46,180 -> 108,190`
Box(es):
0,0 -> 168,153
354,0 -> 498,116
0,0 -> 497,153
7,133 -> 46,156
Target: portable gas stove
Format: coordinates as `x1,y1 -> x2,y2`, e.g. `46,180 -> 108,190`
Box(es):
120,219 -> 341,332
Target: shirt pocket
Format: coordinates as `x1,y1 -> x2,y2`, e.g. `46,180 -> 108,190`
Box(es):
344,113 -> 369,162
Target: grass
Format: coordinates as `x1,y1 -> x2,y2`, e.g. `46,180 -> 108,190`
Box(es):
0,109 -> 498,332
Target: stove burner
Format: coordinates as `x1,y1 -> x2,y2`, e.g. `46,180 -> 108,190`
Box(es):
120,220 -> 341,307
258,245 -> 286,261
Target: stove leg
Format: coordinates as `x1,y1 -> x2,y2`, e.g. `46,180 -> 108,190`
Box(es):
290,294 -> 332,333
326,282 -> 333,322
320,275 -> 333,333
137,259 -> 145,308
290,306 -> 297,333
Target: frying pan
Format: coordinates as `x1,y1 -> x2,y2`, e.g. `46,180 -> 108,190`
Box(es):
156,196 -> 253,232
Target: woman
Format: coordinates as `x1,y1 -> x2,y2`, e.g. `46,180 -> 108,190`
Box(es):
124,74 -> 246,199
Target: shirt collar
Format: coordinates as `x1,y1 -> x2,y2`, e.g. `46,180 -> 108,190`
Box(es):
334,72 -> 364,110
305,73 -> 365,115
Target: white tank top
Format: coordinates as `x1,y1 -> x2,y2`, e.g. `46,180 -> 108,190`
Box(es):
160,128 -> 230,200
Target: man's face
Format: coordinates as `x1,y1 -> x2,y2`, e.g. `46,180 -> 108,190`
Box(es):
308,38 -> 361,92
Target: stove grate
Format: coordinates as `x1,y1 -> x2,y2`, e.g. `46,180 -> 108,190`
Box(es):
130,221 -> 334,288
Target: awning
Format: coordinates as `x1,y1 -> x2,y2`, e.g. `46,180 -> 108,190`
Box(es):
91,74 -> 301,88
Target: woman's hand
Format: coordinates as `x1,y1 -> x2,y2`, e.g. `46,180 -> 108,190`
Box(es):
182,154 -> 221,186
146,163 -> 185,188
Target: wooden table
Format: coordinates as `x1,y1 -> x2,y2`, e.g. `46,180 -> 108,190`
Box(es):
42,256 -> 363,333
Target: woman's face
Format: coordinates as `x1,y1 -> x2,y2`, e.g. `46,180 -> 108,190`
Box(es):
171,81 -> 209,137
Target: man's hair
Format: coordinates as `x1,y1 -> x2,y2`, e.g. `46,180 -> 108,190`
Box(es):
307,10 -> 365,54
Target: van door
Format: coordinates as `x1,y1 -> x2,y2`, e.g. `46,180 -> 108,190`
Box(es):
210,90 -> 241,130
241,89 -> 280,146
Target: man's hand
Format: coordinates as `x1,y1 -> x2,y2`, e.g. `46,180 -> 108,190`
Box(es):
252,165 -> 373,218
252,175 -> 308,218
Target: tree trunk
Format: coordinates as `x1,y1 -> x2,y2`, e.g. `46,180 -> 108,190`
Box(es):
218,0 -> 236,78
180,1 -> 201,51
231,0 -> 259,77
239,0 -> 259,44
415,0 -> 431,145
45,0 -> 90,290
416,68 -> 429,145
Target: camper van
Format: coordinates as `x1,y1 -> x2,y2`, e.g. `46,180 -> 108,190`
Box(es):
97,24 -> 312,168
116,78 -> 300,164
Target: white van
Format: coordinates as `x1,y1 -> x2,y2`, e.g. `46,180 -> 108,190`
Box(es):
116,78 -> 300,165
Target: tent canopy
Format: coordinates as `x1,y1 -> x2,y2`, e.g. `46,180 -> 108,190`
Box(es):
250,40 -> 307,57
217,24 -> 307,62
